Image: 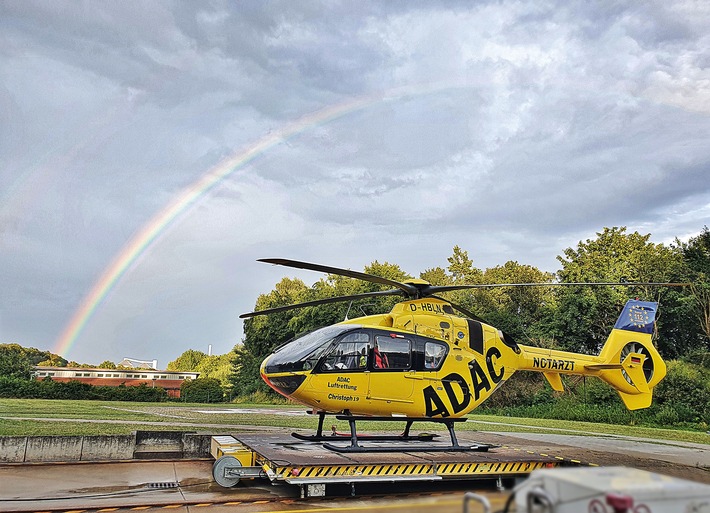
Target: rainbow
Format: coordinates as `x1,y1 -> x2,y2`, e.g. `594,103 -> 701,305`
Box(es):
53,83 -> 470,358
53,92 -> 382,357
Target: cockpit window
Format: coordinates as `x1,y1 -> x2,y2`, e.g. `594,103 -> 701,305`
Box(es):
265,325 -> 356,373
320,332 -> 370,371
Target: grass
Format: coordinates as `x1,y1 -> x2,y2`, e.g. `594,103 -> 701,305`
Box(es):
466,413 -> 710,445
0,419 -> 189,437
1,398 -> 709,445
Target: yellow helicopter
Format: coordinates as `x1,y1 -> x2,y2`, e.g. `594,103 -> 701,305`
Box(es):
241,259 -> 674,452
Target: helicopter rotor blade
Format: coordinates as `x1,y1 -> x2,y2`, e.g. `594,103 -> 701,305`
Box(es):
423,281 -> 690,294
428,295 -> 489,324
247,259 -> 690,319
240,289 -> 405,319
258,258 -> 419,296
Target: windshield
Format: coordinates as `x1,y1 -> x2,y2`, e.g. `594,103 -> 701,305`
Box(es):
264,324 -> 357,373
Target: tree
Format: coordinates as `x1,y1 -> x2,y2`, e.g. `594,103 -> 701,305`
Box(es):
472,261 -> 556,342
554,227 -> 685,354
168,349 -> 208,371
0,344 -> 32,379
676,226 -> 710,348
420,266 -> 451,286
181,377 -> 224,403
2,344 -> 67,372
447,246 -> 482,283
230,277 -> 309,396
36,353 -> 68,367
98,360 -> 117,369
195,354 -> 232,386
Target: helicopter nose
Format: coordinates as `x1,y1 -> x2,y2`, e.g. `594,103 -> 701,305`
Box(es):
262,372 -> 307,397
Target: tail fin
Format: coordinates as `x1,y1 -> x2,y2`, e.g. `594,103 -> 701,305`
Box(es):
591,300 -> 667,409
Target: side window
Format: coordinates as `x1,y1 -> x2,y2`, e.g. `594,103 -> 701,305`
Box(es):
424,341 -> 447,370
321,332 -> 370,371
373,335 -> 411,370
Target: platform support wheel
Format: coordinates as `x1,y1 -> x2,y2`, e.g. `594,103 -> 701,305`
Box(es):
212,455 -> 241,488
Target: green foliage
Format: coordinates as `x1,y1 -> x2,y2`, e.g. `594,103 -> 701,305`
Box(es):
98,360 -> 117,369
675,226 -> 710,345
195,354 -> 232,386
0,376 -> 168,402
447,245 -> 481,283
473,261 -> 557,342
653,360 -> 710,424
480,360 -> 710,430
0,344 -> 68,379
420,266 -> 451,286
0,344 -> 33,379
167,349 -> 208,371
554,227 -> 686,354
230,345 -> 273,397
180,377 -> 224,403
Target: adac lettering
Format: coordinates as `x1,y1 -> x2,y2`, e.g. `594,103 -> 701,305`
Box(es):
424,347 -> 505,417
409,302 -> 444,314
532,356 -> 575,371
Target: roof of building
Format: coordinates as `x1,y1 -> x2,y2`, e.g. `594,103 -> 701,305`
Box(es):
33,366 -> 199,375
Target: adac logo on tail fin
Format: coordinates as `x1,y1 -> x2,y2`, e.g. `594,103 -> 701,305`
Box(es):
613,300 -> 657,334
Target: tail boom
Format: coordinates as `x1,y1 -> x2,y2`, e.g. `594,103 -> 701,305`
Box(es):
515,300 -> 666,410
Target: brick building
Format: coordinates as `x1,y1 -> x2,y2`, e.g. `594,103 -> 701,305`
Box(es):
33,366 -> 199,398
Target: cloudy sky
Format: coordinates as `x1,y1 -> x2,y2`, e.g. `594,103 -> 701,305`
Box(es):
1,1 -> 709,367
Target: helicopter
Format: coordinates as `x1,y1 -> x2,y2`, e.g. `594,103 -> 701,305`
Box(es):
241,258 -> 678,452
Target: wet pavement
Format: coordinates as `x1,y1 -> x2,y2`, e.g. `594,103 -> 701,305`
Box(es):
0,459 -> 509,512
501,431 -> 710,468
2,429 -> 709,512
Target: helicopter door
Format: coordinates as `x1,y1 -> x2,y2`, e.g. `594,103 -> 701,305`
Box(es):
307,332 -> 370,406
368,334 -> 415,408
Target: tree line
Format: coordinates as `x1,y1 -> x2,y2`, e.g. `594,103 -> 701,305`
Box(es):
0,345 -> 227,403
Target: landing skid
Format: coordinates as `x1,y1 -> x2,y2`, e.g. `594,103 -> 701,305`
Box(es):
293,411 -> 496,453
291,432 -> 438,443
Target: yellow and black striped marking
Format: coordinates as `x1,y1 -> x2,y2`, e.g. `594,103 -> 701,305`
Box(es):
270,458 -> 561,482
278,462 -> 437,480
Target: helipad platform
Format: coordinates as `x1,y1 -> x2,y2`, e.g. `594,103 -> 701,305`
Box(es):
211,433 -> 574,495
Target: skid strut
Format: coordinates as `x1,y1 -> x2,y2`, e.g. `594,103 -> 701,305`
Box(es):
292,411 -> 437,443
294,412 -> 495,453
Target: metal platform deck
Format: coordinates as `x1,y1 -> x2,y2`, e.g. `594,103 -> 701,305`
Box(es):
213,432 -> 569,492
